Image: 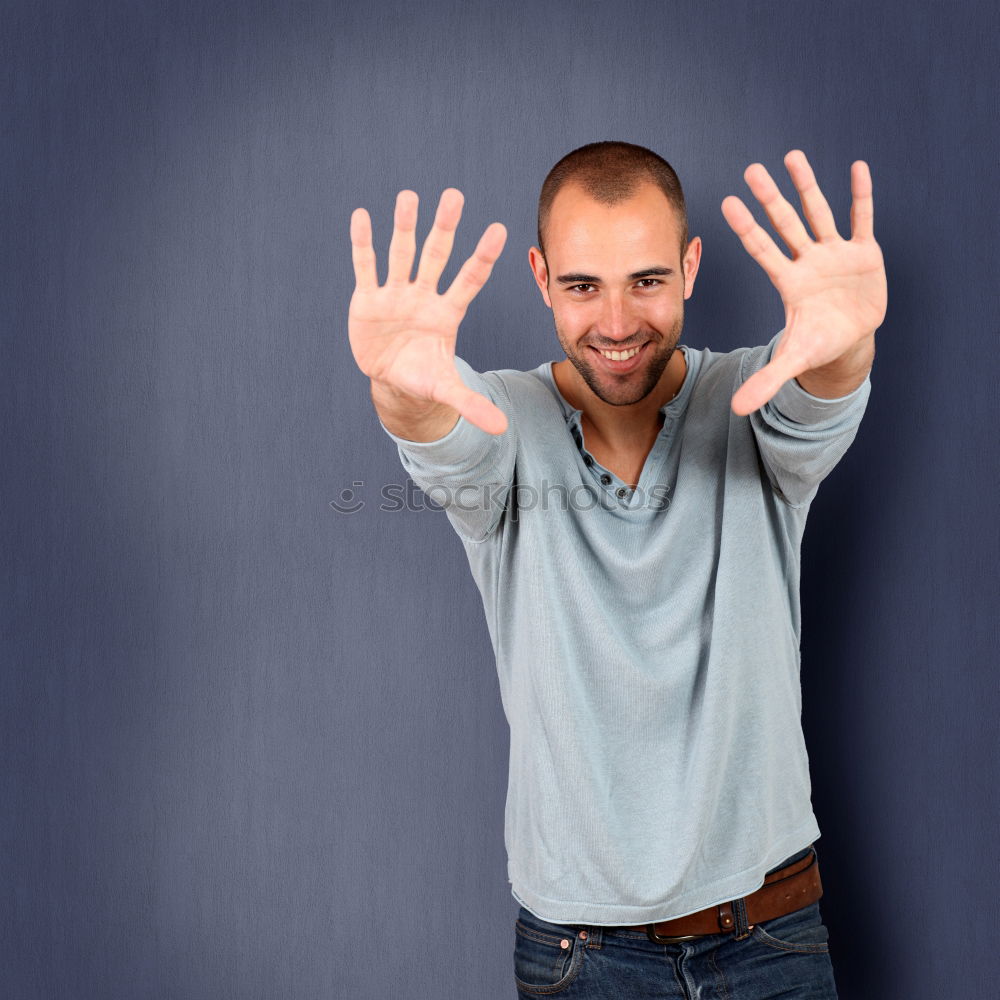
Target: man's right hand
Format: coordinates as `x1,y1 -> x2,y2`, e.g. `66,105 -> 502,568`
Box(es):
348,188 -> 509,436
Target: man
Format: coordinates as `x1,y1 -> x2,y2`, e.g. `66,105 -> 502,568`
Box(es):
348,141 -> 886,999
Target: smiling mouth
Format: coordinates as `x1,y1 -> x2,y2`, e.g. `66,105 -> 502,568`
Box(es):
589,341 -> 649,371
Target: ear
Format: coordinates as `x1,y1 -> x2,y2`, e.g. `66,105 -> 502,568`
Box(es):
528,246 -> 552,309
681,236 -> 703,301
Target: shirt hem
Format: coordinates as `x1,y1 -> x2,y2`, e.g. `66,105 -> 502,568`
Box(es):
508,817 -> 822,926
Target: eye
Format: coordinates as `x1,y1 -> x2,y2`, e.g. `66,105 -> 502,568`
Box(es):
570,283 -> 596,294
636,278 -> 661,289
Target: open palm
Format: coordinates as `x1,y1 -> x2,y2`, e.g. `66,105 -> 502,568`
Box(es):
721,150 -> 888,415
348,188 -> 509,435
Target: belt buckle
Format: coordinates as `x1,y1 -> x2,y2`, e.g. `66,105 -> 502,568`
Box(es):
645,926 -> 704,944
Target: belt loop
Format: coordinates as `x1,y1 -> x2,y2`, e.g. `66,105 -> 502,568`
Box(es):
730,896 -> 752,941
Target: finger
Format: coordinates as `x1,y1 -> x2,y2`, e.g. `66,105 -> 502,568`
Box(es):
350,207 -> 378,290
742,163 -> 812,256
784,150 -> 840,241
432,379 -> 509,435
849,160 -> 875,241
414,188 -> 465,290
730,351 -> 806,416
443,222 -> 508,312
386,189 -> 419,285
720,195 -> 790,283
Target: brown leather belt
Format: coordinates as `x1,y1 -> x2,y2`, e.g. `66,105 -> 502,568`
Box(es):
626,846 -> 823,944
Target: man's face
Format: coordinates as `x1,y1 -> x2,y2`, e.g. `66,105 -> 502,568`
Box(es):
529,181 -> 702,406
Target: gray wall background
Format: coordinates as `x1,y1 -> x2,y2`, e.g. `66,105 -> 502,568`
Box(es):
4,1 -> 997,997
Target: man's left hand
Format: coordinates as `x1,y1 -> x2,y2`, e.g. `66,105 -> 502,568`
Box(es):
721,150 -> 888,416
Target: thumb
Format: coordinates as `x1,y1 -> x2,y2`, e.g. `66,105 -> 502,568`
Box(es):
731,352 -> 803,416
433,376 -> 509,435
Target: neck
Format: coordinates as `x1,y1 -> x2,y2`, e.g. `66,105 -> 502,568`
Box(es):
552,347 -> 688,449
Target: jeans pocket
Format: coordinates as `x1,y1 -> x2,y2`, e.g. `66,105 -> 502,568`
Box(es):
751,900 -> 831,954
513,909 -> 586,995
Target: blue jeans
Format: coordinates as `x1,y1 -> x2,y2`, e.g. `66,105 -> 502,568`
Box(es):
513,849 -> 838,999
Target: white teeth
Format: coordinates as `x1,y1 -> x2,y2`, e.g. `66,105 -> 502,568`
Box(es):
600,346 -> 640,361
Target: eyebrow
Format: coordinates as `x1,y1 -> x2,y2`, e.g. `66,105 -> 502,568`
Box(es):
554,267 -> 675,284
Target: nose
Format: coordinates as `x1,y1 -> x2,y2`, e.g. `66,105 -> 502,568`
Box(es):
596,290 -> 638,344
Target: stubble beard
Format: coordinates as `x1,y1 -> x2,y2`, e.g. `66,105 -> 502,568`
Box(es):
556,312 -> 685,407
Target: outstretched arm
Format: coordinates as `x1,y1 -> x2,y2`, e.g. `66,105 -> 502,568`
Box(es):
721,150 -> 887,416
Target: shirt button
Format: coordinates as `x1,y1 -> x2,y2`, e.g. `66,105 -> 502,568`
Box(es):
616,487 -> 628,499
600,474 -> 611,486
583,455 -> 594,466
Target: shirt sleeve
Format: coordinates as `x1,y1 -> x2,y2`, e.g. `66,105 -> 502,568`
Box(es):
743,329 -> 871,508
377,356 -> 517,542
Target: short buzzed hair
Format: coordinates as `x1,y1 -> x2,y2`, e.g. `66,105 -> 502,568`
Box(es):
537,140 -> 689,260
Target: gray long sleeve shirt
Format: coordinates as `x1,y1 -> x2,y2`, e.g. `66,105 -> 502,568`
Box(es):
378,329 -> 871,925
